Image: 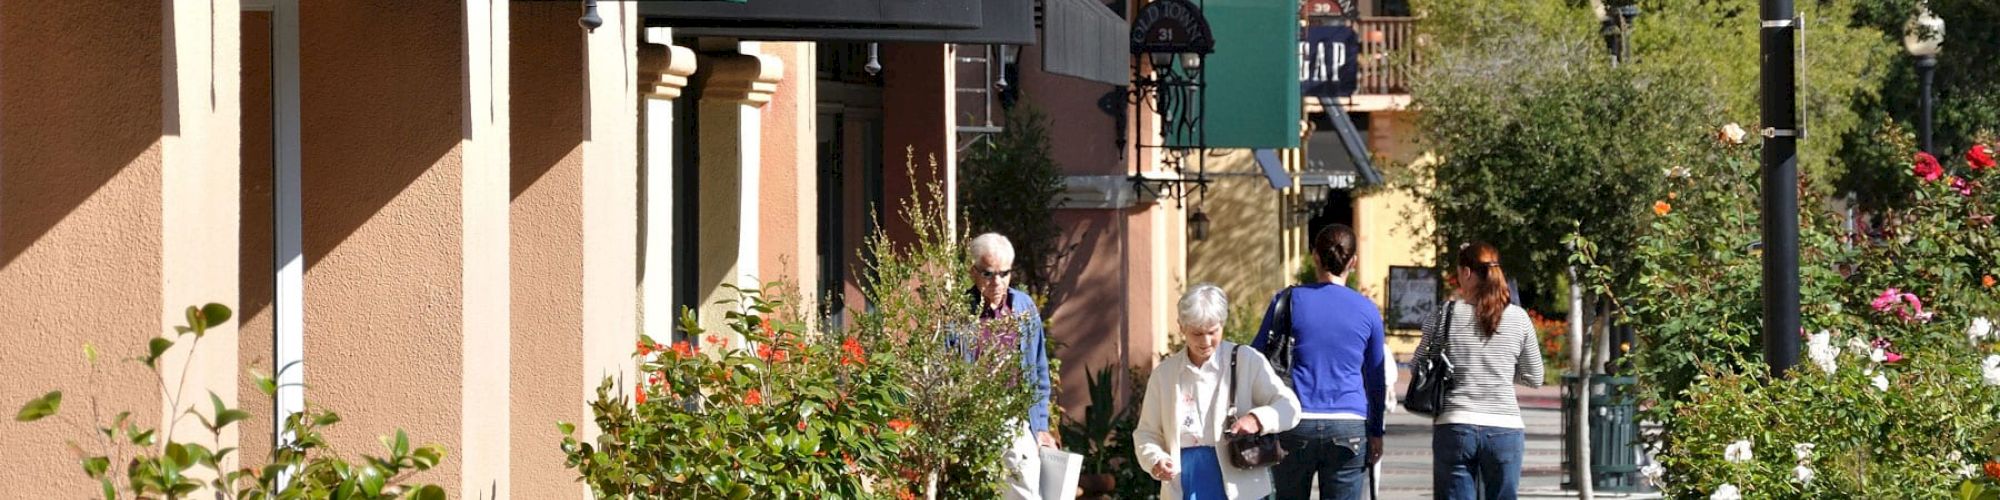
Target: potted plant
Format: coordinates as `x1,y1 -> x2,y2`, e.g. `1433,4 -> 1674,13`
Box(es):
1060,365 -> 1144,498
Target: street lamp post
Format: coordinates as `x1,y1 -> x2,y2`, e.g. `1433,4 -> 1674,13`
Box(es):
1904,8 -> 1945,155
1759,0 -> 1801,376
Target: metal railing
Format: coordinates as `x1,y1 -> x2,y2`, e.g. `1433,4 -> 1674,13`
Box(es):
1354,16 -> 1416,96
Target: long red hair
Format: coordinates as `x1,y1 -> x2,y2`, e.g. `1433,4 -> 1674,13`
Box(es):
1457,242 -> 1509,338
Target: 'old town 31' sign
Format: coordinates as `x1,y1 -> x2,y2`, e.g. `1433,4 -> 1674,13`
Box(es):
1130,0 -> 1214,55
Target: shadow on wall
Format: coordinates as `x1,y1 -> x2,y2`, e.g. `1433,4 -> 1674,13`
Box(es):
0,0 -> 166,269
1047,210 -> 1122,413
298,0 -> 465,268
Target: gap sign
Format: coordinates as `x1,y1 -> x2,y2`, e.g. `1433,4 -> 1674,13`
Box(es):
1300,25 -> 1360,98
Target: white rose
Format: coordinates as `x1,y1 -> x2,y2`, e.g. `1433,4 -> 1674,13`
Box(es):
1793,465 -> 1815,484
1847,337 -> 1872,356
1720,123 -> 1748,145
1971,317 -> 1994,343
1807,332 -> 1838,373
1641,463 -> 1666,485
1872,373 -> 1890,392
1961,462 -> 1982,478
1983,355 -> 2000,386
1724,440 -> 1753,464
1794,442 -> 1815,461
1712,483 -> 1742,500
1870,347 -> 1887,363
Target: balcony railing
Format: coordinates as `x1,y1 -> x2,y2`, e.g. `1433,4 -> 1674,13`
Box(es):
1354,16 -> 1416,96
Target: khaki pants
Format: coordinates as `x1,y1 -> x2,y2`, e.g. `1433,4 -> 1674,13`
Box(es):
1001,420 -> 1042,500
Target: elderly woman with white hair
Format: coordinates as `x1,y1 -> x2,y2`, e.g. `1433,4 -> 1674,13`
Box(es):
1135,284 -> 1302,499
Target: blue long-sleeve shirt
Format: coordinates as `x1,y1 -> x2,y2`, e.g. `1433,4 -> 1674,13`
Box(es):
1251,283 -> 1387,437
967,288 -> 1053,433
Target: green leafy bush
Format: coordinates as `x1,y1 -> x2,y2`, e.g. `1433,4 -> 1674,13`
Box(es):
15,303 -> 447,500
1625,129 -> 2000,496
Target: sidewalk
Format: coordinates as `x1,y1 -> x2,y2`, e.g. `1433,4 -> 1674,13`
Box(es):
1368,365 -> 1651,499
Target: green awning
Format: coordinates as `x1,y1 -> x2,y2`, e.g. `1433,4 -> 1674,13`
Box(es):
1199,0 -> 1302,148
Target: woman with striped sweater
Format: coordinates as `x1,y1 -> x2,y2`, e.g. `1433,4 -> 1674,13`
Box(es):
1412,242 -> 1546,500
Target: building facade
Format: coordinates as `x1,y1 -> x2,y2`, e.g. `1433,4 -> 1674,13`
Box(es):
0,0 -> 1220,496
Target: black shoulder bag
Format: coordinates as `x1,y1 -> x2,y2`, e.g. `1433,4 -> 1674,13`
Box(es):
1256,287 -> 1297,388
1224,345 -> 1287,468
1401,301 -> 1457,417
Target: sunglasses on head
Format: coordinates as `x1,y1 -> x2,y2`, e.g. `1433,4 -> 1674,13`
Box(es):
979,268 -> 1014,279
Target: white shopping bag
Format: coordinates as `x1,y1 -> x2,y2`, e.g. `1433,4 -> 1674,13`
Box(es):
1039,449 -> 1083,499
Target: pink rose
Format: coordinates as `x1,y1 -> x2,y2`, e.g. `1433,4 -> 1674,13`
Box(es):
1953,176 -> 1976,196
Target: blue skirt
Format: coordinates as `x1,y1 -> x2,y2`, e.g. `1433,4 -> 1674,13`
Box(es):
1179,446 -> 1227,500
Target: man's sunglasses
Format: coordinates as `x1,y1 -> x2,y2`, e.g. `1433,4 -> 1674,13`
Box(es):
978,268 -> 1014,279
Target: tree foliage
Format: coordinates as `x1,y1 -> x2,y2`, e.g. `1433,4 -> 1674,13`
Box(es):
959,101 -> 1069,301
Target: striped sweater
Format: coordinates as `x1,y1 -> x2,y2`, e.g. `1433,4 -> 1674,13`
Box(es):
1410,301 -> 1545,429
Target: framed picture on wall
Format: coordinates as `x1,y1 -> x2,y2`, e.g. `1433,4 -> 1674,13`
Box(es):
1386,266 -> 1440,330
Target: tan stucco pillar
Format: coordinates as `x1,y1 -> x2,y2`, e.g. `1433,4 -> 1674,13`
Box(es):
0,1 -> 242,495
459,0 -> 512,495
297,1 -> 508,495
694,50 -> 782,338
161,0 -> 245,484
576,0 -> 643,462
755,42 -> 818,300
637,37 -> 696,343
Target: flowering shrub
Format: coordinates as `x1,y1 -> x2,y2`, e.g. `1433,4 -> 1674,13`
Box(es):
1624,126 -> 2000,497
560,286 -> 911,498
1527,310 -> 1568,385
15,303 -> 448,499
562,154 -> 1037,498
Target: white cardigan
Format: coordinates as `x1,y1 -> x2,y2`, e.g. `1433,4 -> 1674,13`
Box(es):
1133,342 -> 1302,499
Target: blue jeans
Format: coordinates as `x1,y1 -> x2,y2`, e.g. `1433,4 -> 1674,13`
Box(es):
1178,446 -> 1227,500
1433,424 -> 1525,500
1273,419 -> 1368,500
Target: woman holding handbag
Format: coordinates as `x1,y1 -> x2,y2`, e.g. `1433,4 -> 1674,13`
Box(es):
1252,224 -> 1388,500
1409,242 -> 1546,500
1135,284 -> 1302,499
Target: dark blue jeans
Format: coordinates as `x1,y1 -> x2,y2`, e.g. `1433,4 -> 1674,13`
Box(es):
1433,424 -> 1525,500
1273,419 -> 1368,500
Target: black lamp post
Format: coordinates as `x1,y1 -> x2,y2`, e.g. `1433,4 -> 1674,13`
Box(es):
1759,0 -> 1801,376
1904,8 -> 1945,155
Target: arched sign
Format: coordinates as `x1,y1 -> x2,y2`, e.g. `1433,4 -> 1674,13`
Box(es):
1130,0 -> 1215,55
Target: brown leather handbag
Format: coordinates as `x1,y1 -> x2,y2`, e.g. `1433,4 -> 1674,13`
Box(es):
1223,345 -> 1287,468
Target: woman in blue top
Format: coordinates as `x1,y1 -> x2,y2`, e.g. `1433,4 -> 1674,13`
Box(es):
1252,224 -> 1387,500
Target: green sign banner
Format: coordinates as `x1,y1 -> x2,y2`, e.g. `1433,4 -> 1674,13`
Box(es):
1194,0 -> 1301,149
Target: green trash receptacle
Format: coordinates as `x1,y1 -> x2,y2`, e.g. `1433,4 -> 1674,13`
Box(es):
1560,375 -> 1645,492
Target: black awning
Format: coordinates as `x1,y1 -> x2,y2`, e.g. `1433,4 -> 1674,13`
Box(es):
646,0 -> 1034,45
640,0 -> 980,30
1303,108 -> 1382,189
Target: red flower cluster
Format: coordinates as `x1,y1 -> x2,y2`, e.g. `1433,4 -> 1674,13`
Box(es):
635,384 -> 647,405
757,343 -> 789,363
1915,152 -> 1945,182
1969,144 -> 1996,170
745,388 -> 764,406
887,419 -> 913,433
1986,461 -> 2000,480
672,340 -> 693,359
840,337 -> 866,366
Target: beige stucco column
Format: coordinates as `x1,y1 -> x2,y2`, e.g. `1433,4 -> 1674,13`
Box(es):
754,42 -> 818,302
694,50 -> 782,337
161,0 -> 246,484
0,1 -> 244,495
296,0 -> 508,496
575,0 -> 643,464
637,37 -> 696,343
459,0 -> 512,495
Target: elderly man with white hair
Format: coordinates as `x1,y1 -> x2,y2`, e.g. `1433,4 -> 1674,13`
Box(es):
967,232 -> 1056,499
1135,284 -> 1302,499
